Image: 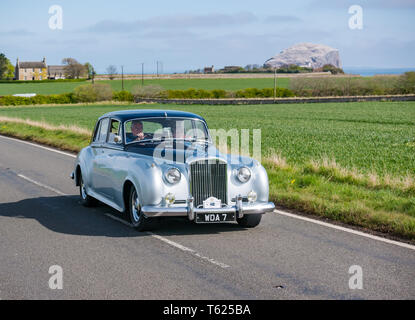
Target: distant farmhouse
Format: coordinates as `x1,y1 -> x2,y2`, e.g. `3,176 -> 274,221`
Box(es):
47,65 -> 66,79
204,65 -> 214,74
15,57 -> 47,80
222,66 -> 243,73
15,57 -> 66,80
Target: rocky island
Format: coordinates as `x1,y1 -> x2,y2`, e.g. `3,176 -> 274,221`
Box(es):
264,43 -> 342,69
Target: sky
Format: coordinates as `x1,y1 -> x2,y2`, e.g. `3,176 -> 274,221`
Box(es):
0,0 -> 414,73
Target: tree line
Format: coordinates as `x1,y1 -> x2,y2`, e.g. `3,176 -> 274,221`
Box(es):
0,53 -> 15,80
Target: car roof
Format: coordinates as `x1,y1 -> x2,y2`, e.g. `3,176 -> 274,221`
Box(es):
99,109 -> 206,122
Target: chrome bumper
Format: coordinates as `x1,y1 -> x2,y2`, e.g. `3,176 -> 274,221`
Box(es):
142,197 -> 275,220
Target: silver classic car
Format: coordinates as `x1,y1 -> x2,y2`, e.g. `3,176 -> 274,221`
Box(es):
71,110 -> 275,231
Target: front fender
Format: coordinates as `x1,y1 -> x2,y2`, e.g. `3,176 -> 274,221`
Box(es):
228,157 -> 270,202
124,157 -> 189,208
251,163 -> 270,202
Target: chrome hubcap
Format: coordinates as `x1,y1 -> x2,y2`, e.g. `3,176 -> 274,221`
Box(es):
81,180 -> 87,200
131,191 -> 141,222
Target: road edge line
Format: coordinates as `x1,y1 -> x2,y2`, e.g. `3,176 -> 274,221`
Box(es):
276,210 -> 415,251
0,134 -> 77,158
17,174 -> 68,196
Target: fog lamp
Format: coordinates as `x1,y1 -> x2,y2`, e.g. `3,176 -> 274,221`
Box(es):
165,193 -> 175,206
247,191 -> 257,203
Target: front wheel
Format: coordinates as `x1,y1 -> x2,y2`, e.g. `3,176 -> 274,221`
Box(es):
128,187 -> 157,231
237,214 -> 262,228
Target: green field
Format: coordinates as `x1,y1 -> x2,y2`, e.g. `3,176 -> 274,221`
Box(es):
1,101 -> 414,175
1,101 -> 414,239
0,78 -> 290,96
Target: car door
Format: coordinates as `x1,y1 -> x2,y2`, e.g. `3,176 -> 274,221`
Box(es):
100,118 -> 125,203
91,117 -> 110,197
83,119 -> 101,193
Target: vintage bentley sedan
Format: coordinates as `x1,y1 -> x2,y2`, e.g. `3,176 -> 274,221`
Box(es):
71,110 -> 275,231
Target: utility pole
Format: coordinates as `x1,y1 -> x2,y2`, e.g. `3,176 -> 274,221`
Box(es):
156,61 -> 163,78
121,65 -> 124,91
141,63 -> 144,86
274,67 -> 277,101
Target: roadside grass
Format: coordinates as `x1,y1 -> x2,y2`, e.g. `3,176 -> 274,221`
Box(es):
0,121 -> 90,153
264,156 -> 415,239
0,78 -> 291,96
1,101 -> 414,240
0,116 -> 91,135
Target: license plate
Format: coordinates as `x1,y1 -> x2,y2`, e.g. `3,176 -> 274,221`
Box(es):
195,212 -> 236,224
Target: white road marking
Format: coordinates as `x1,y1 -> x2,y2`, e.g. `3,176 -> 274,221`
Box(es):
3,134 -> 414,251
17,174 -> 67,196
104,214 -> 230,269
276,210 -> 415,251
149,232 -> 231,269
0,135 -> 76,158
105,213 -> 134,227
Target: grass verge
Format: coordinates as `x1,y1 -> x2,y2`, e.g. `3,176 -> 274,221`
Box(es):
264,156 -> 415,241
0,120 -> 90,153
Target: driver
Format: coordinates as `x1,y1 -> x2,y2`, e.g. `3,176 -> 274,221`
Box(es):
131,120 -> 145,141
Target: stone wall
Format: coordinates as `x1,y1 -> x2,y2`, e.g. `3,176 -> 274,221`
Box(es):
135,95 -> 415,105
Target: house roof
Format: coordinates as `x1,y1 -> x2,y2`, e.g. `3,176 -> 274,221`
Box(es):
18,61 -> 47,69
48,65 -> 66,73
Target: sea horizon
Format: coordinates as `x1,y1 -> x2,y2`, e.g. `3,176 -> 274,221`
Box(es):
343,67 -> 415,76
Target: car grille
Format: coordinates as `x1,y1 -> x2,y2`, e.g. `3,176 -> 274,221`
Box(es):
190,159 -> 227,207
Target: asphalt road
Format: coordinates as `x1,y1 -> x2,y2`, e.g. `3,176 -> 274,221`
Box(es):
0,134 -> 414,300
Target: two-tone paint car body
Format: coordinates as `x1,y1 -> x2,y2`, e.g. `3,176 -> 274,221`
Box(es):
71,110 -> 275,230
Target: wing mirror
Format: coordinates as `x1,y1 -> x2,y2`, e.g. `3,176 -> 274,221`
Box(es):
113,135 -> 123,144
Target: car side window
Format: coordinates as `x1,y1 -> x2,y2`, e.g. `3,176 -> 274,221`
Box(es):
97,118 -> 109,143
92,121 -> 101,143
107,119 -> 121,144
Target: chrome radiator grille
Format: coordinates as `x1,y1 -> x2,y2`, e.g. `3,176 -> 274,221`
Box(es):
190,160 -> 227,207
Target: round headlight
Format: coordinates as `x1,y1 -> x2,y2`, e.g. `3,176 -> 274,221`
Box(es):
165,167 -> 181,184
237,167 -> 251,183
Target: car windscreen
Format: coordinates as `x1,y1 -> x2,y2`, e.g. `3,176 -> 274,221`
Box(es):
124,118 -> 210,144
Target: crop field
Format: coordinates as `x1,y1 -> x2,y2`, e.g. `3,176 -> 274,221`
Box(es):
1,101 -> 414,239
0,78 -> 291,96
1,101 -> 414,175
